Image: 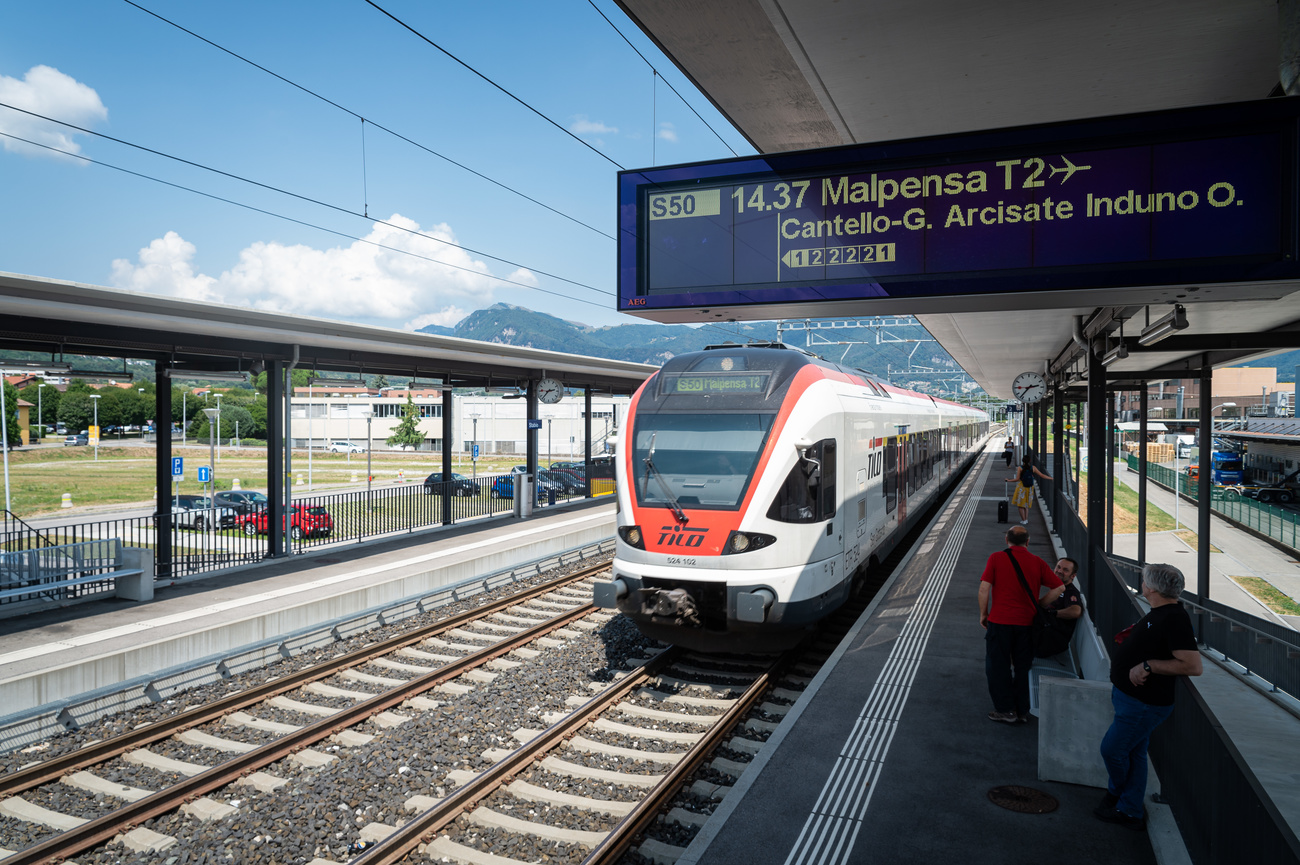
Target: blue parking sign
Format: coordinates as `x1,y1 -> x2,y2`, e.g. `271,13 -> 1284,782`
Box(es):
197,466 -> 211,483
472,444 -> 479,459
171,456 -> 183,478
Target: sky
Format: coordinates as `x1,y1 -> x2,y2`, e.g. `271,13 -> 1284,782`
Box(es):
0,0 -> 756,332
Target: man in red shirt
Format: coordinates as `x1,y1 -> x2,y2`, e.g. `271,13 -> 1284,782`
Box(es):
978,525 -> 1065,723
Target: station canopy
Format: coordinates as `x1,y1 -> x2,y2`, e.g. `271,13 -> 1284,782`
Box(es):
0,271 -> 655,392
615,0 -> 1300,399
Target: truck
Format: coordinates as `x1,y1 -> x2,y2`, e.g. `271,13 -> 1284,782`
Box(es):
1237,469 -> 1300,505
1185,452 -> 1245,486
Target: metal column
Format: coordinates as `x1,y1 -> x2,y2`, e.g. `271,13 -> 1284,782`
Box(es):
1087,345 -> 1108,578
1106,387 -> 1116,554
154,362 -> 173,580
526,380 -> 538,480
1138,385 -> 1148,565
1052,386 -> 1065,522
441,389 -> 453,526
583,388 -> 593,499
267,360 -> 285,557
1198,357 -> 1213,598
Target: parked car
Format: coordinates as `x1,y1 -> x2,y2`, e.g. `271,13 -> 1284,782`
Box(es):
166,494 -> 239,530
423,472 -> 481,497
492,474 -> 551,501
237,504 -> 333,540
213,490 -> 270,514
328,441 -> 366,454
537,469 -> 582,494
63,434 -> 88,446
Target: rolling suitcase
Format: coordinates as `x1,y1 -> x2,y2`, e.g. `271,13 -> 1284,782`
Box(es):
997,481 -> 1009,523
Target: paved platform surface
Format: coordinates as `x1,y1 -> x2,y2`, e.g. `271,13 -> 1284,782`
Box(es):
0,499 -> 615,718
682,452 -> 1157,865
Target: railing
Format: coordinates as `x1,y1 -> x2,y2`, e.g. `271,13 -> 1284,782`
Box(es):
1,471 -> 611,583
1127,454 -> 1300,553
1038,474 -> 1300,865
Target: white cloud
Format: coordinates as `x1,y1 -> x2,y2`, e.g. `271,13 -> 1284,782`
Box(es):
0,65 -> 107,159
657,122 -> 678,144
404,308 -> 468,331
110,215 -> 510,329
570,114 -> 618,136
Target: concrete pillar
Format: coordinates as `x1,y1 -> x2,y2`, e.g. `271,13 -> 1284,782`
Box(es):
116,547 -> 155,602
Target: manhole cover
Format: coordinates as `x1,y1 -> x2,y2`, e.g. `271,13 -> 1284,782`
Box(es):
987,785 -> 1058,814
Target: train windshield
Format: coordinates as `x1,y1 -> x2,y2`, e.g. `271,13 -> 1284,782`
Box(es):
632,413 -> 774,510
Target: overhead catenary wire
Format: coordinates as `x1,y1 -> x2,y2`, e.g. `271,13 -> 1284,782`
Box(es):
585,0 -> 740,158
362,0 -> 625,171
0,100 -> 612,299
0,130 -> 615,313
119,0 -> 615,241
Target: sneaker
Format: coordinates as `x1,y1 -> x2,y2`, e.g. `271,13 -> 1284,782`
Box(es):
987,710 -> 1018,724
1015,712 -> 1030,724
1020,519 -> 1029,525
1093,805 -> 1145,831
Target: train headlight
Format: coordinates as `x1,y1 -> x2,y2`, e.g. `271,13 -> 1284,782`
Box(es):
723,530 -> 776,554
618,525 -> 645,549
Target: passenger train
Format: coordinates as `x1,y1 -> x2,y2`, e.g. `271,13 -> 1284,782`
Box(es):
594,343 -> 989,651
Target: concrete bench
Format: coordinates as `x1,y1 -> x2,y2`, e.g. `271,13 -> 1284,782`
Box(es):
0,547 -> 153,605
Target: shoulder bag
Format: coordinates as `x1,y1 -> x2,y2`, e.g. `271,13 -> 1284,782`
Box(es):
1004,550 -> 1072,658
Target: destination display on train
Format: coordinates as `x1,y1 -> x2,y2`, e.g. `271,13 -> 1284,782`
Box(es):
660,372 -> 770,395
616,102 -> 1300,319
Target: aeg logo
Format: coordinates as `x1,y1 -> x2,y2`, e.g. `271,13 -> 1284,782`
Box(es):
659,525 -> 709,547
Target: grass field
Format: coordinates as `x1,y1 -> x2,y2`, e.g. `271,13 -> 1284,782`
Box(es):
1076,470 -> 1178,533
1,445 -> 540,517
1230,576 -> 1300,616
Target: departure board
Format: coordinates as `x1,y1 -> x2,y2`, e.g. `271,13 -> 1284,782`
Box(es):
617,100 -> 1300,320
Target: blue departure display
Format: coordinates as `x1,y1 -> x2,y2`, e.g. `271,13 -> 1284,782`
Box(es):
617,101 -> 1299,318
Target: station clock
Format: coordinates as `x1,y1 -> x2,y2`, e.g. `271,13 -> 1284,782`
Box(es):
1011,371 -> 1047,404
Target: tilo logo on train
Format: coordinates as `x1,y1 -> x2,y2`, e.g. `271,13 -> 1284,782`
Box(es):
659,525 -> 709,546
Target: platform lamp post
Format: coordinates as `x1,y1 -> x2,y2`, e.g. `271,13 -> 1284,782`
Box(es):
471,413 -> 480,478
89,394 -> 101,461
203,407 -> 219,539
37,383 -> 44,440
214,392 -> 222,463
181,390 -> 187,446
361,409 -> 373,505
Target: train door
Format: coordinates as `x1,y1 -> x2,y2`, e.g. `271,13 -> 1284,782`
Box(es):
896,436 -> 908,522
884,436 -> 897,517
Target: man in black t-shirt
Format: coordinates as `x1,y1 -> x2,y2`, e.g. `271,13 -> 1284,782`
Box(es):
1096,563 -> 1202,830
1045,557 -> 1083,646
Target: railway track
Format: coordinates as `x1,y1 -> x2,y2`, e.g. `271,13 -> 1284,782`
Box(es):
0,565 -> 612,863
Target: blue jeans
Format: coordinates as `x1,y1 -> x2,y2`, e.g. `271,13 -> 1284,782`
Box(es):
984,622 -> 1033,714
1100,687 -> 1174,818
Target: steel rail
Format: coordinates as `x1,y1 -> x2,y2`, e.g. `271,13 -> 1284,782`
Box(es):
351,646 -> 685,865
2,604 -> 601,864
0,563 -> 605,798
583,656 -> 786,864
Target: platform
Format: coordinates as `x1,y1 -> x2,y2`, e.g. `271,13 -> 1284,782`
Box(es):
0,499 -> 615,725
681,452 -> 1160,865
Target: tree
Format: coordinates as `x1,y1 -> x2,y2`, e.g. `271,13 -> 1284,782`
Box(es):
372,374 -> 389,391
2,379 -> 19,447
58,391 -> 94,433
385,394 -> 425,449
19,380 -> 59,433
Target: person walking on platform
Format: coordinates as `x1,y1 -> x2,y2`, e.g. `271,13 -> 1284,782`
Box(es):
1096,563 -> 1202,830
1008,455 -> 1051,525
1003,439 -> 1015,467
978,526 -> 1065,723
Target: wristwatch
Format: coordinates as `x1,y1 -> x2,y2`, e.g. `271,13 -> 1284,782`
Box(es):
1142,661 -> 1152,674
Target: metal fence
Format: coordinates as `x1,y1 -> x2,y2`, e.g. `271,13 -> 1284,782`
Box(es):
1126,454 -> 1300,552
1036,469 -> 1300,865
2,470 -> 611,585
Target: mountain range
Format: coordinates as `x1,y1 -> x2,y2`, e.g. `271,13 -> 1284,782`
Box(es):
419,304 -> 973,392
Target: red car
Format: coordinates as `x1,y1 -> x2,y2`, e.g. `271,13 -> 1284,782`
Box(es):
237,504 -> 334,540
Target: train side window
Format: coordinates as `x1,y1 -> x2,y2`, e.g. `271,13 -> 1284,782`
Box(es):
767,438 -> 836,523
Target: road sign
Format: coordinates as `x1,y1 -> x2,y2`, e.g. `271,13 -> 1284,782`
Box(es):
88,425 -> 99,444
198,466 -> 211,483
171,457 -> 183,478
472,444 -> 480,459
527,419 -> 542,430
